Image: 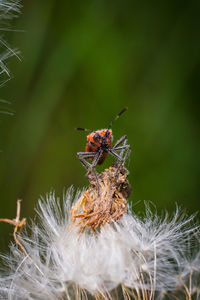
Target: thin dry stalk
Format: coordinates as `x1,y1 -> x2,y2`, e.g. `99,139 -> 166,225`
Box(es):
150,241 -> 156,300
0,199 -> 27,255
121,285 -> 132,300
189,269 -> 193,296
177,275 -> 192,300
164,292 -> 180,300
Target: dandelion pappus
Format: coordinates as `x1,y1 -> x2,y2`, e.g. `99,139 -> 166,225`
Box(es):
76,107 -> 130,171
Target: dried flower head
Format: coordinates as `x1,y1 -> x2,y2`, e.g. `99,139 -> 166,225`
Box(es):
71,164 -> 130,233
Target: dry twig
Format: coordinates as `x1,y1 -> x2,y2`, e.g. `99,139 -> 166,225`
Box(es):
0,199 -> 27,255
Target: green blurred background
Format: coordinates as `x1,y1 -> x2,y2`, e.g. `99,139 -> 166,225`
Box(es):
0,1 -> 199,250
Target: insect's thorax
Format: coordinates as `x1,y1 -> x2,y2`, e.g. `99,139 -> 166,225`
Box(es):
85,129 -> 113,153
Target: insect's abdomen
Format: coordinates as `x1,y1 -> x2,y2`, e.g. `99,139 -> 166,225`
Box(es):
97,152 -> 108,164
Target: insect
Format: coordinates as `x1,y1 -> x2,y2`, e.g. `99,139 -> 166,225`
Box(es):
76,107 -> 130,171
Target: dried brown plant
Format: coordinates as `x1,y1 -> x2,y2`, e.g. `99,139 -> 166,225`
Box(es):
0,199 -> 27,255
71,164 -> 131,233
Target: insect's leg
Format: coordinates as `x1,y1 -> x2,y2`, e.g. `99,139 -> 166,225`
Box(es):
114,135 -> 131,161
113,135 -> 127,149
90,149 -> 103,168
109,144 -> 131,165
90,150 -> 104,196
116,145 -> 131,163
114,144 -> 131,155
113,145 -> 130,151
108,149 -> 124,162
87,150 -> 103,196
77,152 -> 96,157
115,145 -> 131,163
112,144 -> 131,179
78,157 -> 91,170
113,135 -> 128,160
77,152 -> 96,170
77,149 -> 103,169
77,150 -> 102,195
122,145 -> 131,163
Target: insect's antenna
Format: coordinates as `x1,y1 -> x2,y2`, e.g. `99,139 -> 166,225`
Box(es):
75,127 -> 92,132
108,106 -> 128,129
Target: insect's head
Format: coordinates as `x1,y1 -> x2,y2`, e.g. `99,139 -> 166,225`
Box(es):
90,129 -> 112,149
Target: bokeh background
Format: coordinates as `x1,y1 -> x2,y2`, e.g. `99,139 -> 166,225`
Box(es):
0,0 -> 199,251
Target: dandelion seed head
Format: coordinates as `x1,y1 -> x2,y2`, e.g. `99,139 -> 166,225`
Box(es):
0,185 -> 199,299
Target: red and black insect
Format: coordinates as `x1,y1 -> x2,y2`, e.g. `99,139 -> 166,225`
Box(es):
76,107 -> 130,170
